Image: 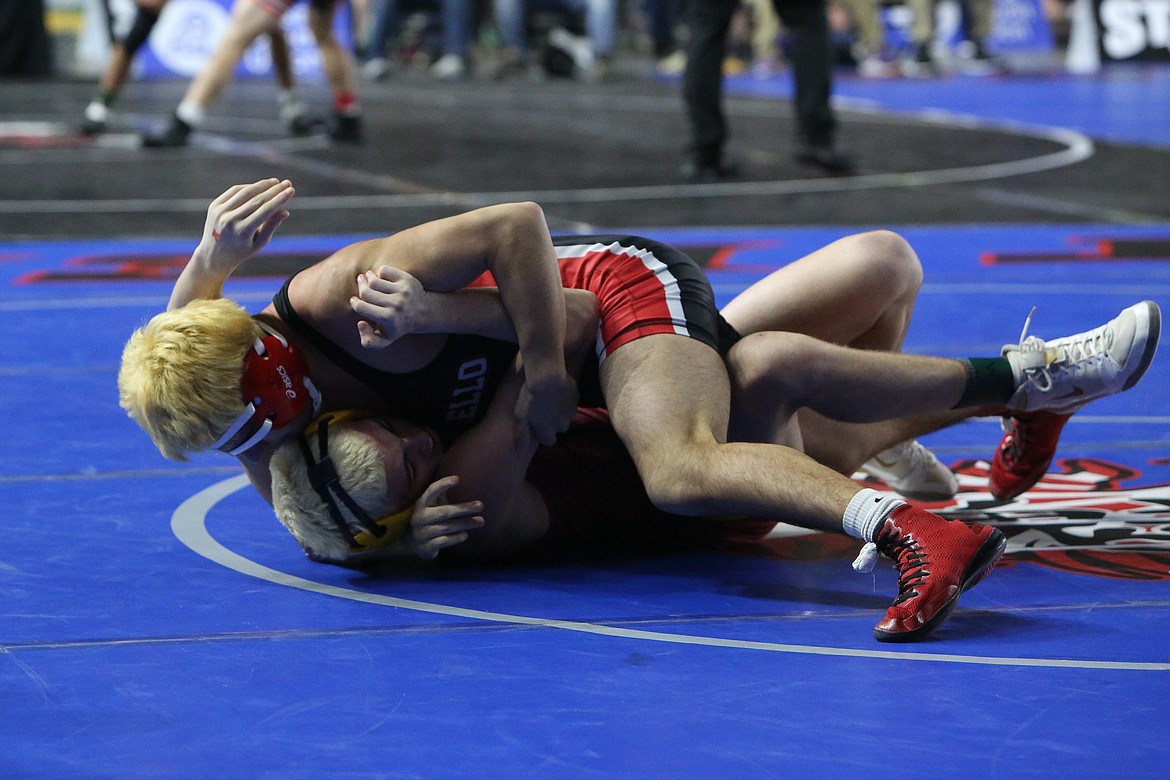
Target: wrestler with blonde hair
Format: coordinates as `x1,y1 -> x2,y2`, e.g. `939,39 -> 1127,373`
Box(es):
119,297 -> 265,460
120,178 -> 1160,642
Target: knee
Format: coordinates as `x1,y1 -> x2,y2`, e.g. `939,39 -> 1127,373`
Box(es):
638,448 -> 721,517
850,230 -> 923,300
725,331 -> 817,400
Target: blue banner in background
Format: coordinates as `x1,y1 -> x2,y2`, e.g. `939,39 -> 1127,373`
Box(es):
130,0 -> 352,80
882,0 -> 1054,54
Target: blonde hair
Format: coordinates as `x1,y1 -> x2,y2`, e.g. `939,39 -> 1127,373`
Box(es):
269,421 -> 390,562
118,297 -> 259,460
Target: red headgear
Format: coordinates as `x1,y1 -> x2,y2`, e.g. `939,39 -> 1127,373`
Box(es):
210,322 -> 321,455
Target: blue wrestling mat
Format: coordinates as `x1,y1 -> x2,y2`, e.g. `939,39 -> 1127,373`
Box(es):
2,223 -> 1167,778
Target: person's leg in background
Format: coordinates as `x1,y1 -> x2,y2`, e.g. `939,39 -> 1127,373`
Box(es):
308,0 -> 364,141
269,25 -> 321,135
141,0 -> 280,146
82,0 -> 169,134
680,0 -> 739,182
431,0 -> 474,79
361,0 -> 401,79
491,0 -> 531,76
836,0 -> 896,77
772,0 -> 854,173
904,0 -> 938,75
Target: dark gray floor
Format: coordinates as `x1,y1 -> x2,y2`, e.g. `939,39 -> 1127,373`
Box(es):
2,70 -> 1168,241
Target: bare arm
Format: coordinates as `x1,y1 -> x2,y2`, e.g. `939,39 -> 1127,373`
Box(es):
428,292 -> 599,556
167,179 -> 295,310
302,202 -> 576,446
434,365 -> 553,556
359,202 -> 566,372
315,295 -> 599,566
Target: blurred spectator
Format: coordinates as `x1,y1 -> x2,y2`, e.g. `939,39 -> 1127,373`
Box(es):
0,0 -> 54,76
492,0 -> 617,80
362,0 -> 475,80
142,0 -> 362,147
642,0 -> 685,76
745,0 -> 782,76
81,0 -> 310,135
836,0 -> 896,77
904,0 -> 995,74
682,0 -> 854,181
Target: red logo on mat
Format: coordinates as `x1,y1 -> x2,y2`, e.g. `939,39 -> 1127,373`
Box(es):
755,458 -> 1170,581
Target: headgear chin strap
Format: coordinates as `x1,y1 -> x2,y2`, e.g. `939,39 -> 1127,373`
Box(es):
211,321 -> 322,455
297,410 -> 414,552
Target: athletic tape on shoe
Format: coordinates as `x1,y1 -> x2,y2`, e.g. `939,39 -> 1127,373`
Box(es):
212,322 -> 321,456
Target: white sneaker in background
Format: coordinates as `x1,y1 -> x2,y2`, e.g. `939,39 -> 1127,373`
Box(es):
362,57 -> 391,81
431,53 -> 466,80
860,440 -> 958,501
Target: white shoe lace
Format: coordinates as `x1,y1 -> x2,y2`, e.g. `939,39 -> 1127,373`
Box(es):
1009,307 -> 1116,395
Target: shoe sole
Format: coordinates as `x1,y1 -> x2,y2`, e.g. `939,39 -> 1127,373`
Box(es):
1121,301 -> 1161,392
873,528 -> 1007,643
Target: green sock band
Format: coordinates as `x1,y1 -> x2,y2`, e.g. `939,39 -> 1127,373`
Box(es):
98,89 -> 115,106
953,357 -> 1016,409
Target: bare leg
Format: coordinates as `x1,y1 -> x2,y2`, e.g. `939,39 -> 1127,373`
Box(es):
308,1 -> 362,140
182,1 -> 278,110
795,408 -> 974,475
721,230 -> 974,473
602,336 -> 859,532
267,25 -> 319,134
98,44 -> 134,95
83,0 -> 169,133
601,335 -> 1007,643
309,2 -> 358,102
727,332 -> 966,426
720,230 -> 922,350
268,26 -> 295,90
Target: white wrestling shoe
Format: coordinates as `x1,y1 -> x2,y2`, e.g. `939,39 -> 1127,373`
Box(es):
860,440 -> 958,501
1004,301 -> 1161,414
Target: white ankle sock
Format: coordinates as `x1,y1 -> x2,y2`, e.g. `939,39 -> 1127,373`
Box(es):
844,488 -> 906,573
176,101 -> 206,128
842,488 -> 905,542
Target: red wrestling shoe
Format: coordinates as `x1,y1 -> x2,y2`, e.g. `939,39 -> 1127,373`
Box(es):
989,411 -> 1071,501
872,505 -> 1006,643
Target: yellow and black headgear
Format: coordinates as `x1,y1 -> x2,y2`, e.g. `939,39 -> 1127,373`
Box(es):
297,411 -> 413,552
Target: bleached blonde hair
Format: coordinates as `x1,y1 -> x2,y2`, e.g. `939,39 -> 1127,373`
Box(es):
118,297 -> 260,461
269,419 -> 390,562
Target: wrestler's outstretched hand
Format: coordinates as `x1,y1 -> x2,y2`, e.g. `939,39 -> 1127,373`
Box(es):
351,266 -> 427,348
200,178 -> 294,272
407,475 -> 484,560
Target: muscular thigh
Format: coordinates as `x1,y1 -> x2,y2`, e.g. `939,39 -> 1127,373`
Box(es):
600,335 -> 731,468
